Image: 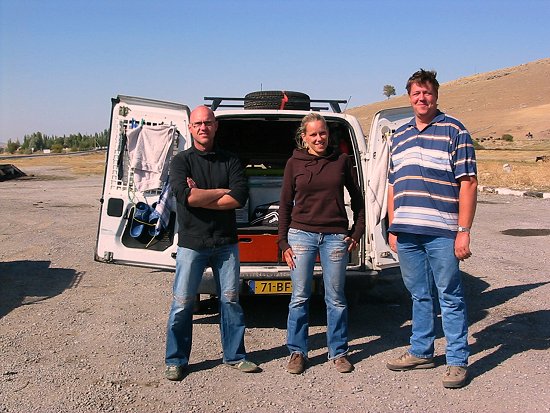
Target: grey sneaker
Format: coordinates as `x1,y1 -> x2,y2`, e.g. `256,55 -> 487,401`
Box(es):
443,366 -> 468,388
333,356 -> 354,373
227,360 -> 261,373
287,352 -> 306,374
386,352 -> 435,371
165,365 -> 186,381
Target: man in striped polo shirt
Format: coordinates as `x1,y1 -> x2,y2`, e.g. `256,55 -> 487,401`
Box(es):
385,69 -> 478,389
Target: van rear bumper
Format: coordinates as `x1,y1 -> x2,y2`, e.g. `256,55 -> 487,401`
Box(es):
198,267 -> 381,296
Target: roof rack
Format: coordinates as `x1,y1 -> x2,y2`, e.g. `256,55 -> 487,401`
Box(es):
204,96 -> 347,113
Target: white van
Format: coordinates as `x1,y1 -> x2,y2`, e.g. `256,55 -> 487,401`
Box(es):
94,92 -> 413,297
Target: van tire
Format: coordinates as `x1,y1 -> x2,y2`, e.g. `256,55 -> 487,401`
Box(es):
244,91 -> 310,110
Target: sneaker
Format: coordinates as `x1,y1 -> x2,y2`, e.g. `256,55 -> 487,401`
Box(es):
443,366 -> 468,388
227,360 -> 261,373
165,365 -> 186,381
333,356 -> 354,373
287,352 -> 306,374
386,352 -> 435,371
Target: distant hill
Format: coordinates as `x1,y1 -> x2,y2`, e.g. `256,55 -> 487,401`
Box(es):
347,58 -> 550,148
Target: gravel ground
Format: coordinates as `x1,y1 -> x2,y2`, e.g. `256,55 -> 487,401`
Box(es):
1,166 -> 549,413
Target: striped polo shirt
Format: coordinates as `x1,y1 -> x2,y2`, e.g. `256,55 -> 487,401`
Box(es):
388,110 -> 477,238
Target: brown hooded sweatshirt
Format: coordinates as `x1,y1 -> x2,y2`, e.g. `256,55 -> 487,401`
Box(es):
277,147 -> 365,252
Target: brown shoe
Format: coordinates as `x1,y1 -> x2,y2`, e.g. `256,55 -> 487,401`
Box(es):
386,352 -> 435,371
333,356 -> 354,373
443,366 -> 468,388
287,352 -> 306,374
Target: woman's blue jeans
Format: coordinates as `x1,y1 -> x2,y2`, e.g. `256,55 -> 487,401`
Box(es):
165,244 -> 246,367
397,232 -> 469,366
287,229 -> 350,360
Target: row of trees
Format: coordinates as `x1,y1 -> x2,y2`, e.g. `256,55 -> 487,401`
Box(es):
2,130 -> 109,154
3,86 -> 397,154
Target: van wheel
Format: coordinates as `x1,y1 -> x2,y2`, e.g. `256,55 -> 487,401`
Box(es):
244,91 -> 310,110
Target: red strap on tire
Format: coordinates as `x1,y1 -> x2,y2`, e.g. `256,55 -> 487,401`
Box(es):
279,91 -> 288,110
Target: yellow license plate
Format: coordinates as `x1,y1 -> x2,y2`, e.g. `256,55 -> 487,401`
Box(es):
253,280 -> 292,294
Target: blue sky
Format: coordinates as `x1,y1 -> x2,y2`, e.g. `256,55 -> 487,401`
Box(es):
1,0 -> 549,142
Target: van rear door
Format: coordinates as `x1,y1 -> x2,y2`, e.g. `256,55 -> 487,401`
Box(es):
365,107 -> 413,270
94,95 -> 190,270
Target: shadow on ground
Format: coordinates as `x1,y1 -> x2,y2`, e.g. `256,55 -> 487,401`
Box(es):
194,271 -> 549,374
0,260 -> 82,318
469,310 -> 549,379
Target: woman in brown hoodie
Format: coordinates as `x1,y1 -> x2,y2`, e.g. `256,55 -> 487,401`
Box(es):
278,113 -> 365,374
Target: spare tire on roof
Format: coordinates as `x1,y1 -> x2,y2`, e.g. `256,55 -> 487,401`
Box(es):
244,91 -> 310,110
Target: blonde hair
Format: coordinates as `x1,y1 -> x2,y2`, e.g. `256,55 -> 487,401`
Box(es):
295,112 -> 328,149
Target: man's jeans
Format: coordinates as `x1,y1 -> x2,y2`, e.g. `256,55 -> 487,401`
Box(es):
397,233 -> 469,366
287,229 -> 349,360
165,244 -> 246,367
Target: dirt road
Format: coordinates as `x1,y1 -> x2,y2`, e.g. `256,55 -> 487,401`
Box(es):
1,167 -> 549,413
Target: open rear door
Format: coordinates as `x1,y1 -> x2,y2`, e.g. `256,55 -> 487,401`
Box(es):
95,95 -> 190,270
365,106 -> 413,270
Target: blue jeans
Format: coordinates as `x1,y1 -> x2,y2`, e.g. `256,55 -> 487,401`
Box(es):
165,244 -> 246,367
287,229 -> 349,360
397,233 -> 469,366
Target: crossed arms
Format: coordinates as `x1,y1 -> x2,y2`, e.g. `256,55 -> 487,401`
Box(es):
185,177 -> 241,210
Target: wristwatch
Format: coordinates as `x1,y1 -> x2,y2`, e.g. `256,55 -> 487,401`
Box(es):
457,226 -> 471,233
